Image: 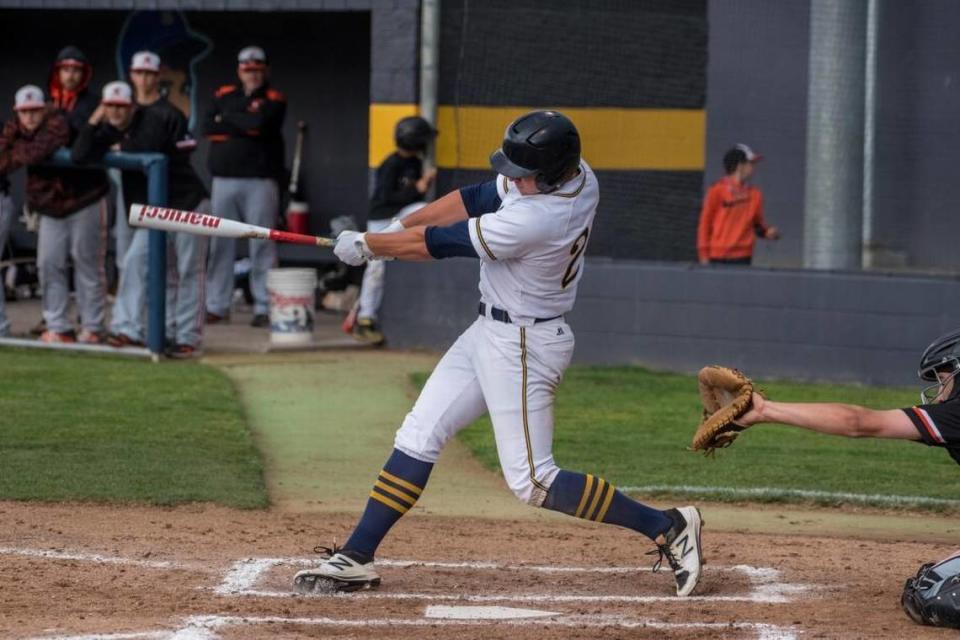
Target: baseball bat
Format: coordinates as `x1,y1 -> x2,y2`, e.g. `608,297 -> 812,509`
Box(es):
128,203 -> 334,247
288,120 -> 306,197
341,298 -> 360,334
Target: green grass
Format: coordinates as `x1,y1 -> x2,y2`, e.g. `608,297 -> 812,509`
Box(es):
0,349 -> 267,508
412,367 -> 960,511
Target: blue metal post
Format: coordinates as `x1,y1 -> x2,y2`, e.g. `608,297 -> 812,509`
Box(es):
50,149 -> 169,360
144,156 -> 168,359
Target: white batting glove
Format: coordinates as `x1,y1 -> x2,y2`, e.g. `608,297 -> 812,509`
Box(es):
334,230 -> 374,266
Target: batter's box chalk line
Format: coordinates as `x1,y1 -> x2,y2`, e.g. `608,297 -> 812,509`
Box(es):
214,556 -> 813,604
0,546 -> 204,571
4,547 -> 807,640
26,614 -> 801,640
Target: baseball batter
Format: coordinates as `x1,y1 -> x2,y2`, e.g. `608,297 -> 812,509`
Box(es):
294,111 -> 704,597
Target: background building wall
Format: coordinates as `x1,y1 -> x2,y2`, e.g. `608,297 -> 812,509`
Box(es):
871,0 -> 960,273
367,0 -> 710,261
704,0 -> 810,269
0,5 -> 385,236
707,0 -> 960,273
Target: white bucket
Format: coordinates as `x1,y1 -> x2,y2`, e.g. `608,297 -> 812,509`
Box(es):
267,268 -> 317,345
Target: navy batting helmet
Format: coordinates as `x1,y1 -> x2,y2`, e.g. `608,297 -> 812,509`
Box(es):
395,116 -> 437,153
489,110 -> 581,194
902,553 -> 960,629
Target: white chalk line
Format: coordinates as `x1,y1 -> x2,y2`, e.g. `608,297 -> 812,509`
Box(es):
214,557 -> 811,604
26,613 -> 799,640
9,548 -> 804,640
0,546 -> 203,571
25,635 -> 168,640
0,546 -> 813,605
622,484 -> 960,508
240,589 -> 799,604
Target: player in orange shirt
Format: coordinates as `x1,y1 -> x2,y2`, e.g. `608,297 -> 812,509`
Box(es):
697,144 -> 779,265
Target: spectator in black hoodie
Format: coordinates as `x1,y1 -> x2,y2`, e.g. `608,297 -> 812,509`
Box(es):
18,47 -> 110,343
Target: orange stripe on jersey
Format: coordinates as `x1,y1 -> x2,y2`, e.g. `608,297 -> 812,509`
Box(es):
215,85 -> 238,98
911,407 -> 946,443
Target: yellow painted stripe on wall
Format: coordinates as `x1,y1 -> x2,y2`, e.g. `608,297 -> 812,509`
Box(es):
369,103 -> 419,167
369,103 -> 705,171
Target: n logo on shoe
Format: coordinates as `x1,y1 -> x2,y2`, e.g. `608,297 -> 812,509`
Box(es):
328,558 -> 354,571
676,535 -> 693,558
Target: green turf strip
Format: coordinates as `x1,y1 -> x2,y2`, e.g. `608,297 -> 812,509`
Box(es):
442,366 -> 960,511
0,349 -> 267,507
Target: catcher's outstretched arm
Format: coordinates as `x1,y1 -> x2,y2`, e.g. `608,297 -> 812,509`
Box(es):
743,395 -> 919,440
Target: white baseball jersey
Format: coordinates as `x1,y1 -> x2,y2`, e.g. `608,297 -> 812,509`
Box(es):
467,161 -> 599,324
395,158 -> 600,507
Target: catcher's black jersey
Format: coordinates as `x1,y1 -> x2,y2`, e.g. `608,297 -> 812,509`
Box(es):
903,402 -> 960,465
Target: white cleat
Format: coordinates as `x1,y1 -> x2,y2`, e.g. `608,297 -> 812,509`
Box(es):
293,547 -> 381,594
651,506 -> 704,597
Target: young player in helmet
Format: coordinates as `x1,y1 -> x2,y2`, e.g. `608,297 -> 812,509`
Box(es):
352,116 -> 438,345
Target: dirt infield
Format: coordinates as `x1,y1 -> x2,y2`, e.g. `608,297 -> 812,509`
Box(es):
1,502 -> 955,639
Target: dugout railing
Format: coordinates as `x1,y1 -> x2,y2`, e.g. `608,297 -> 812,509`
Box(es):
0,148 -> 168,361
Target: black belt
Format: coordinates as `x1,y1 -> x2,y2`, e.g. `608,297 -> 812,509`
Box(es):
478,302 -> 561,324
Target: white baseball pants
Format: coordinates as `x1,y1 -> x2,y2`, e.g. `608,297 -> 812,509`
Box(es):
358,202 -> 426,320
394,311 -> 575,505
111,199 -> 210,347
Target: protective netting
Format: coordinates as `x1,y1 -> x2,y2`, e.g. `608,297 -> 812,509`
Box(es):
436,0 -> 707,261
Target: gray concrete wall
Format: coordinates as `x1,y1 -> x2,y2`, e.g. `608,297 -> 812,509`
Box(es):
871,0 -> 960,272
381,260 -> 960,387
705,0 -> 809,268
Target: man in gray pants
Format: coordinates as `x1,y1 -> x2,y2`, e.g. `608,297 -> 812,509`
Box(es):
0,189 -> 12,337
0,83 -> 109,343
203,46 -> 286,327
73,79 -> 210,358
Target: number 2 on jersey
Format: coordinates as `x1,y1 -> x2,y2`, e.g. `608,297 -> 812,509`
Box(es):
561,227 -> 590,288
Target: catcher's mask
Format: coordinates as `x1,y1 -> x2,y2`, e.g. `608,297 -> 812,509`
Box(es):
902,553 -> 960,629
918,328 -> 960,404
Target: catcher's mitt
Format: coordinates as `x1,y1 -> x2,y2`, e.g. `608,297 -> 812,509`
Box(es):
692,366 -> 758,454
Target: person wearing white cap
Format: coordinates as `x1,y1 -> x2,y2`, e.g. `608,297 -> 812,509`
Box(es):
0,83 -> 109,343
111,50 -> 166,268
697,143 -> 780,266
203,45 -> 287,328
0,86 -> 45,335
72,79 -> 210,358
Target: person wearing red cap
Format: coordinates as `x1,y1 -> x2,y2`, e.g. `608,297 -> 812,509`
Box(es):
72,79 -> 210,358
203,45 -> 287,328
0,80 -> 108,343
697,144 -> 780,266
